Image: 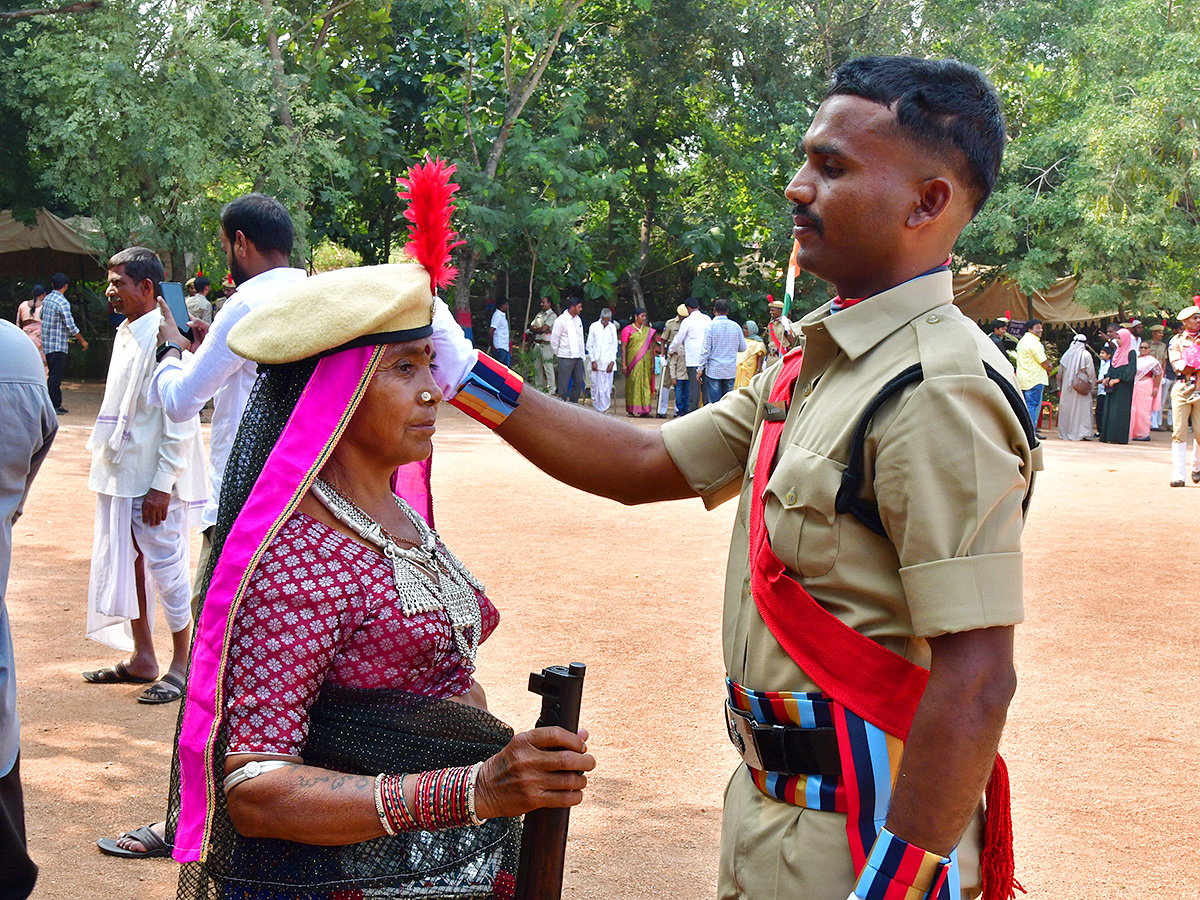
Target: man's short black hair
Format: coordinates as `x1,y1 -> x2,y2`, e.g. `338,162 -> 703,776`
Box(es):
714,298 -> 730,314
495,296 -> 509,308
221,193 -> 294,255
826,56 -> 1005,216
108,246 -> 165,292
51,272 -> 69,290
194,275 -> 211,293
1026,318 -> 1042,330
991,318 -> 1007,332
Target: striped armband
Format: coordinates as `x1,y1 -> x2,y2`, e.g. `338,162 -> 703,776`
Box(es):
852,827 -> 951,900
449,353 -> 524,428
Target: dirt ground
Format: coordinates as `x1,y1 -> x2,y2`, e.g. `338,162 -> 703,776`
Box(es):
7,379 -> 1199,899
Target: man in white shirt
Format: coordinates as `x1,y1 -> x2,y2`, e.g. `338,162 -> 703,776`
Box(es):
550,294 -> 586,403
586,307 -> 619,413
82,247 -> 207,705
669,296 -> 711,413
152,194 -> 305,613
184,275 -> 214,326
489,297 -> 512,365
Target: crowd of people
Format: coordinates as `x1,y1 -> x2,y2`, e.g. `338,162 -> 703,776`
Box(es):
1,54 -> 1195,900
496,292 -> 796,420
993,309 -> 1200,485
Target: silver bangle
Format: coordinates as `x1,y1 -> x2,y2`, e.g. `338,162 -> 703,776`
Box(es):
222,759 -> 297,795
467,762 -> 485,826
375,774 -> 397,836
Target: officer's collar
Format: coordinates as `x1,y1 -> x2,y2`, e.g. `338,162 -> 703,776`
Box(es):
800,269 -> 954,362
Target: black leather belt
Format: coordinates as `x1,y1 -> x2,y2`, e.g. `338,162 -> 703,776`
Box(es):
725,701 -> 841,778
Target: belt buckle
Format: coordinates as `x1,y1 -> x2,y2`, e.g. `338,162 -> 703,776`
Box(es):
725,702 -> 768,771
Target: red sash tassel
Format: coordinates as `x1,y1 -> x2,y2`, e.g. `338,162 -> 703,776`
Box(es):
749,349 -> 1020,900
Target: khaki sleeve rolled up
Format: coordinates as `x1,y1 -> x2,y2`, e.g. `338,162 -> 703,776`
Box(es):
874,373 -> 1033,637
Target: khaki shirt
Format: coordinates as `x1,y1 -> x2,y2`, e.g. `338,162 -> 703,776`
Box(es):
661,271 -> 1038,694
661,315 -> 686,381
529,308 -> 556,343
1168,331 -> 1199,402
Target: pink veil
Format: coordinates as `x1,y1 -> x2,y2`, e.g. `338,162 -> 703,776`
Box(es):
172,344 -> 431,862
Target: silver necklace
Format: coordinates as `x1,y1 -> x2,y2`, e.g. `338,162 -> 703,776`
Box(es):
311,477 -> 484,663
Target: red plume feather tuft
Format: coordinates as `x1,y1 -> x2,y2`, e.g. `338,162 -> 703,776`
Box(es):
397,156 -> 464,294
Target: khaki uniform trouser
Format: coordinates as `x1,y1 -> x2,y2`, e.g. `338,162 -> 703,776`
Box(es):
1170,383 -> 1200,443
718,765 -> 984,900
535,341 -> 556,393
190,526 -> 214,616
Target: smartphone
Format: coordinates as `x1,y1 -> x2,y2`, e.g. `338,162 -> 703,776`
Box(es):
159,282 -> 193,341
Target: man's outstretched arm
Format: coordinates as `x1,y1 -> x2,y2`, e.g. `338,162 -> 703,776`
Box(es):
495,387 -> 694,506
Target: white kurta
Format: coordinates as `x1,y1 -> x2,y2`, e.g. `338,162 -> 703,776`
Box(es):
86,310 -> 206,649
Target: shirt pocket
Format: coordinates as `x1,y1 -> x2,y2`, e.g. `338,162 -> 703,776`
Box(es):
761,443 -> 844,578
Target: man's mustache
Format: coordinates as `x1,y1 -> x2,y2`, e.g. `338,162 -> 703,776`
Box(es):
791,204 -> 824,237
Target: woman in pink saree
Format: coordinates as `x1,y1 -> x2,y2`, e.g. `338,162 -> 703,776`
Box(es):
1130,342 -> 1163,441
620,308 -> 657,416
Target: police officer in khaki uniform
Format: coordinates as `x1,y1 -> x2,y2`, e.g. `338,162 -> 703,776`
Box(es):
765,298 -> 800,360
528,296 -> 558,393
471,56 -> 1036,900
1167,303 -> 1200,485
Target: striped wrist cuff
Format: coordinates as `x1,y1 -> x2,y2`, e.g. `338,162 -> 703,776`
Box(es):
853,827 -> 951,900
449,352 -> 524,428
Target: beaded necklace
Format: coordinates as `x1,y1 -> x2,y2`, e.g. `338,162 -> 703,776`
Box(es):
311,477 -> 485,663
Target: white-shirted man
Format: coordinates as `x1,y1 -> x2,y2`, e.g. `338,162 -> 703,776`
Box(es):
551,293 -> 586,403
586,308 -> 619,412
669,296 -> 711,412
151,194 -> 305,609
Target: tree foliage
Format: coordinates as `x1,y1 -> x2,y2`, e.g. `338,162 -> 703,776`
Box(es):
3,0 -> 1199,325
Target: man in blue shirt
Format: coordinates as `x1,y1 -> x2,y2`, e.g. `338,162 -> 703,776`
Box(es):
39,272 -> 89,414
698,298 -> 746,404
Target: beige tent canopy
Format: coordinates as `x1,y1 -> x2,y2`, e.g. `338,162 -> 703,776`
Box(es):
952,273 -> 1117,327
0,208 -> 107,282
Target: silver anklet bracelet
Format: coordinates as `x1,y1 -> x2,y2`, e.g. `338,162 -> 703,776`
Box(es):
223,759 -> 298,795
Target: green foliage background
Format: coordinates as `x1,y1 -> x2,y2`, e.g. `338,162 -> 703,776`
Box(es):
3,0 -> 1199,331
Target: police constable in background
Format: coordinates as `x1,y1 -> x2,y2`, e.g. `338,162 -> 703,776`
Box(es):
430,55 -> 1035,900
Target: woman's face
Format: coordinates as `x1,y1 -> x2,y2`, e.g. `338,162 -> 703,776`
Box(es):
635,312 -> 647,327
340,340 -> 443,467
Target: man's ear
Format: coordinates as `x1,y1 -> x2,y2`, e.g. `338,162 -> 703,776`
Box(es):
907,177 -> 954,230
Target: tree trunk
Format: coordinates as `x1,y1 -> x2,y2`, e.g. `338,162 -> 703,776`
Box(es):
627,152 -> 655,308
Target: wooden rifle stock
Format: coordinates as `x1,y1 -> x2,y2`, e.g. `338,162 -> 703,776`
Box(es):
514,662 -> 586,900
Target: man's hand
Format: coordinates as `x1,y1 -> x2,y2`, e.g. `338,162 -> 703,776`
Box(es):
606,362 -> 614,373
78,335 -> 89,351
189,318 -> 211,348
157,299 -> 193,352
141,489 -> 171,527
591,362 -> 598,372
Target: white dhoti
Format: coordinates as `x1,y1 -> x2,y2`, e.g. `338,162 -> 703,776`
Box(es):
591,368 -> 614,412
87,493 -> 199,650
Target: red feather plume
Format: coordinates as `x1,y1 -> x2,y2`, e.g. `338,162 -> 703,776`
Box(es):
397,156 -> 464,294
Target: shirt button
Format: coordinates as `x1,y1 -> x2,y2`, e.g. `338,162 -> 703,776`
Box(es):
785,489 -> 797,505
926,314 -> 941,324
803,384 -> 813,396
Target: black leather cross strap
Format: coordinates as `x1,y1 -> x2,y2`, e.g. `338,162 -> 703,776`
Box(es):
725,703 -> 841,778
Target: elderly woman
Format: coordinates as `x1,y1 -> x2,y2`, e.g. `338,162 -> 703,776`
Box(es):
169,194 -> 594,897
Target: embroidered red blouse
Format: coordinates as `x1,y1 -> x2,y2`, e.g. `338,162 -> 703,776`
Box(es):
223,512 -> 499,757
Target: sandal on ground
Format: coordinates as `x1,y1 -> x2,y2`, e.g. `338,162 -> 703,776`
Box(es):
82,661 -> 156,685
97,823 -> 171,859
136,672 -> 185,704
